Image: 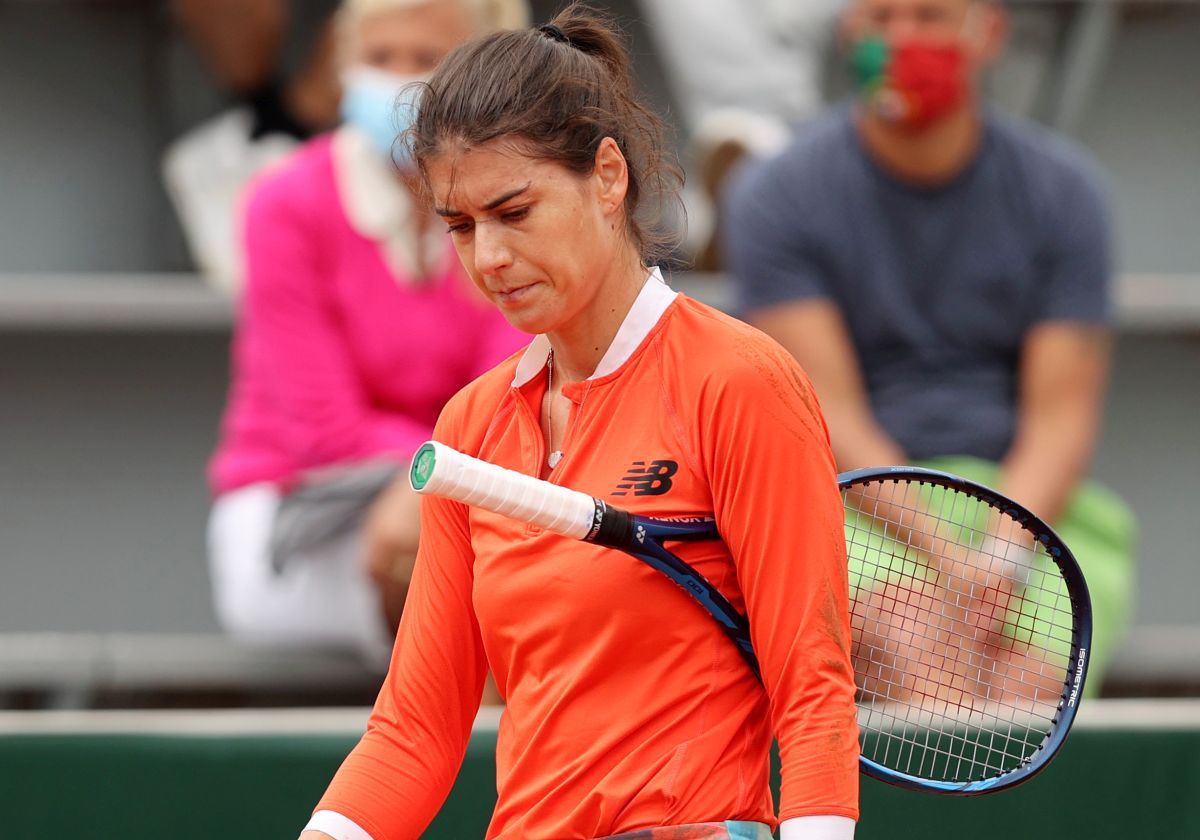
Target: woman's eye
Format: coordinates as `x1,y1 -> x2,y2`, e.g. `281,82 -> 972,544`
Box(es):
501,207 -> 530,223
446,221 -> 473,235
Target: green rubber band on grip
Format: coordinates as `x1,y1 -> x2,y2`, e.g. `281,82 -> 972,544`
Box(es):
410,441 -> 437,490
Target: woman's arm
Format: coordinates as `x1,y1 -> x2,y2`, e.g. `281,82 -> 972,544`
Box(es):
304,419 -> 489,837
780,815 -> 856,840
361,474 -> 423,629
298,809 -> 376,840
699,337 -> 860,823
241,173 -> 434,470
747,299 -> 907,471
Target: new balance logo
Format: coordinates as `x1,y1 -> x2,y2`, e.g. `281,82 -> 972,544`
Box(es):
614,459 -> 678,496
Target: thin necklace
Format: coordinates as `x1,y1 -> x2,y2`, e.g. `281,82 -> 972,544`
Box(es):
545,351 -> 564,469
544,349 -> 596,469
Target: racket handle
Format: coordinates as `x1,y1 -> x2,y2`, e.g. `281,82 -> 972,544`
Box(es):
409,441 -> 599,540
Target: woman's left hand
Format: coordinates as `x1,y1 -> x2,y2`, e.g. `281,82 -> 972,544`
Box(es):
363,474 -> 423,627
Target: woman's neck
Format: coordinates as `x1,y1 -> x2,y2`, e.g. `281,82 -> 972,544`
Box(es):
547,250 -> 648,383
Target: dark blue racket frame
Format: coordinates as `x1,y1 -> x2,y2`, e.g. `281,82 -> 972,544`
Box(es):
585,502 -> 760,679
584,466 -> 1093,795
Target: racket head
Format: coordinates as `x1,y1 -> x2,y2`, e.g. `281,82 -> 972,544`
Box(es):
839,466 -> 1092,795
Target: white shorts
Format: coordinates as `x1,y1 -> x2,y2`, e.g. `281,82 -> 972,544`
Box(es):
207,482 -> 393,663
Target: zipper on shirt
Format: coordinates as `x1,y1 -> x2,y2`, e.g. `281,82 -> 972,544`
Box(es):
509,386 -> 560,537
554,379 -> 593,479
510,387 -> 550,482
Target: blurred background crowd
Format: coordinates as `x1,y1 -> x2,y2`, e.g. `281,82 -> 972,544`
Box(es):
1,0 -> 1198,716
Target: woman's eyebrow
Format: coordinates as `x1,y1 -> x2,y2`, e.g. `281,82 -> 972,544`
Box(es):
434,182 -> 532,217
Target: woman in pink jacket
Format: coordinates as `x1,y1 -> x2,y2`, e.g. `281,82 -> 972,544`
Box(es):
207,0 -> 529,662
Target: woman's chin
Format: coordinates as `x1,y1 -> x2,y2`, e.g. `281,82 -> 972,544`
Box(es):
495,300 -> 558,336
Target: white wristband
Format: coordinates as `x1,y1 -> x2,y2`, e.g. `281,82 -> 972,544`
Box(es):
779,815 -> 856,840
302,810 -> 376,840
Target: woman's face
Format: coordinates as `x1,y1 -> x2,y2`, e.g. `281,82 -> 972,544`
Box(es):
426,139 -> 630,336
348,1 -> 476,76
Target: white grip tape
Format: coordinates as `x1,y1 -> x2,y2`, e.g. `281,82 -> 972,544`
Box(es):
409,441 -> 597,540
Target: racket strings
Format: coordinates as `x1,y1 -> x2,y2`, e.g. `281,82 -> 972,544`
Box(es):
845,477 -> 1075,783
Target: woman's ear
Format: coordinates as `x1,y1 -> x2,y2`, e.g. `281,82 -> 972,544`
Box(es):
593,136 -> 629,217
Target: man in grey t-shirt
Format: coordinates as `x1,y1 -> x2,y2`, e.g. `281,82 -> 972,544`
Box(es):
724,0 -> 1133,691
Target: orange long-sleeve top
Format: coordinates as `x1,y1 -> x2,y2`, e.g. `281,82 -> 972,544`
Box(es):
315,275 -> 859,839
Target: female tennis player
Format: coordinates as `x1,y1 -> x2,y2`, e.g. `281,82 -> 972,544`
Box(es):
299,5 -> 859,839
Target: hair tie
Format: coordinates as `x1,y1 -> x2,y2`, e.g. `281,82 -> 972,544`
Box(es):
537,23 -> 570,45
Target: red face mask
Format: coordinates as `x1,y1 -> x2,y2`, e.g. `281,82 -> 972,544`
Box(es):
850,36 -> 968,129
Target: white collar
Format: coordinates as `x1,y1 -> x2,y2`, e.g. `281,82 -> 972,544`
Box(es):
510,267 -> 677,387
330,125 -> 450,283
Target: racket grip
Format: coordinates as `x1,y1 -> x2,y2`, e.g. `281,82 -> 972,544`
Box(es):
409,441 -> 599,540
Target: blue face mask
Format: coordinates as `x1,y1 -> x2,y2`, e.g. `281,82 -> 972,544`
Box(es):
339,65 -> 426,165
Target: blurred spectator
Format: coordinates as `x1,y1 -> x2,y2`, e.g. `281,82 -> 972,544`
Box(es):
206,0 -> 530,664
637,0 -> 844,269
724,0 -> 1134,691
164,0 -> 342,291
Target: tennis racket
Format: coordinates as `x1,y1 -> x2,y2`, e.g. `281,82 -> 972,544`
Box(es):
409,441 -> 1091,795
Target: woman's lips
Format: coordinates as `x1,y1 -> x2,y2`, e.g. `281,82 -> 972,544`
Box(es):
493,282 -> 538,306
